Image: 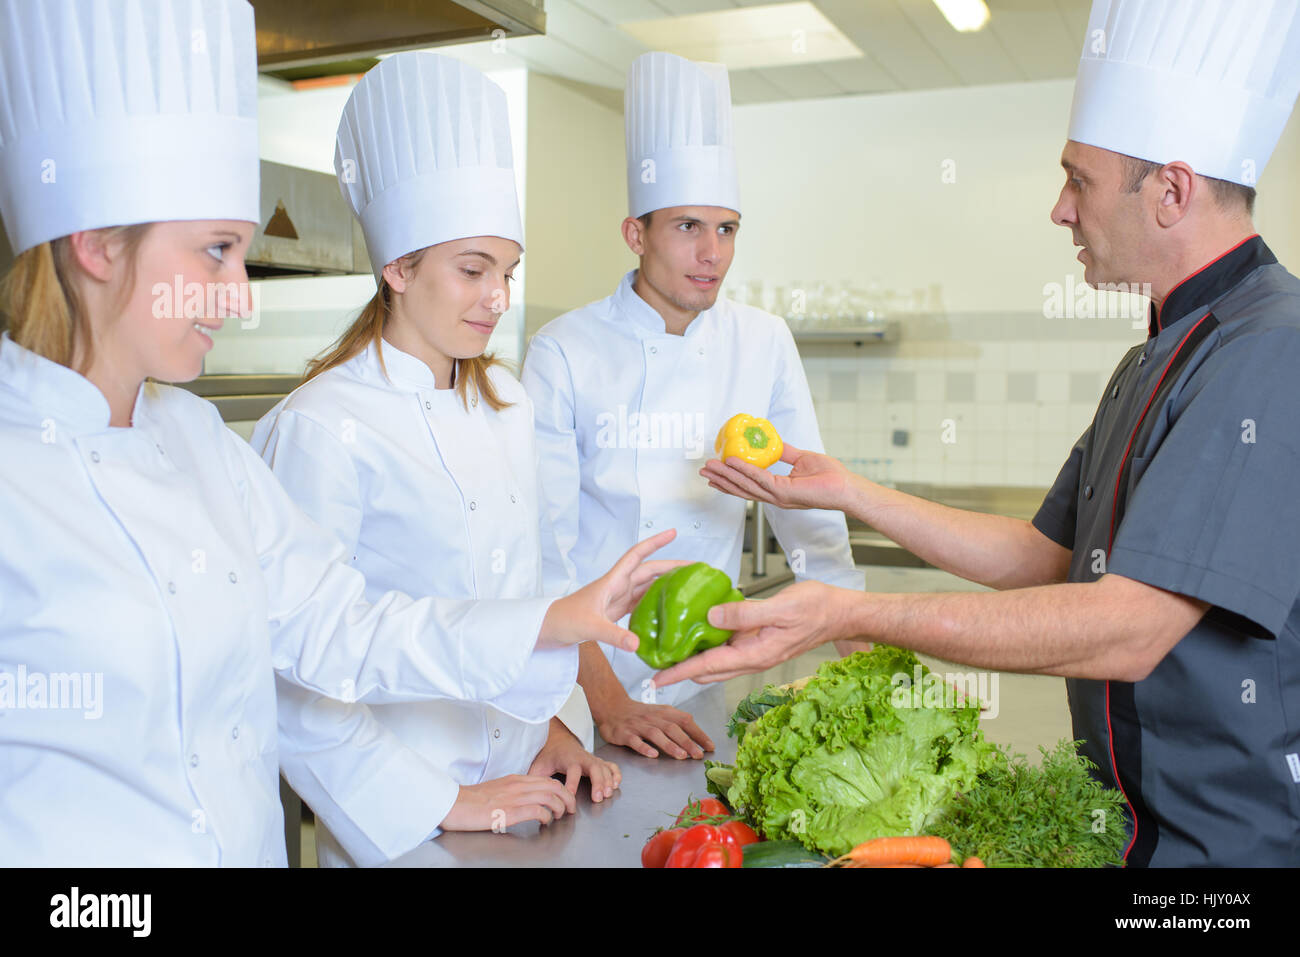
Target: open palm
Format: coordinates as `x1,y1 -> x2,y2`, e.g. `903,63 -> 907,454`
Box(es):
699,443 -> 852,512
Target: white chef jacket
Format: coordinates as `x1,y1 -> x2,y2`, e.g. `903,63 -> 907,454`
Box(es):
521,269 -> 865,707
252,339 -> 588,867
0,332 -> 566,867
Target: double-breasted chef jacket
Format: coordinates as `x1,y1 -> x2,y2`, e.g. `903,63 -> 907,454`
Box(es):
0,333 -> 565,866
1033,235 -> 1300,866
252,340 -> 582,867
521,269 -> 865,707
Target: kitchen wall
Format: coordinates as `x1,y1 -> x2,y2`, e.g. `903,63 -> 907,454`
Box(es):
725,77 -> 1300,488
522,72 -> 636,339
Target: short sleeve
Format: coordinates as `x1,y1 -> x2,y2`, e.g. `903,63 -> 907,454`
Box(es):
1032,429 -> 1088,551
1107,327 -> 1300,638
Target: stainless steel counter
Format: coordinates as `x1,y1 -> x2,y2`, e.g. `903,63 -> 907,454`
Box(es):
386,686 -> 734,868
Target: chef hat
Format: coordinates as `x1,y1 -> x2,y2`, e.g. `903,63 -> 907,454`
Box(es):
1067,0 -> 1300,185
335,53 -> 524,278
625,51 -> 741,219
0,0 -> 260,257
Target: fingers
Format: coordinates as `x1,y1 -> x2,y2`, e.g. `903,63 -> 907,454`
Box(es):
658,719 -> 706,760
654,643 -> 754,687
602,721 -> 661,758
620,527 -> 678,568
628,558 -> 691,591
665,709 -> 715,752
704,596 -> 767,632
778,443 -> 805,464
723,455 -> 780,493
563,761 -> 583,796
640,722 -> 690,759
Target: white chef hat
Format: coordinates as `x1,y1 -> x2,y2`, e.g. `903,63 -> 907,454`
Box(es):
0,0 -> 260,257
1067,0 -> 1300,186
625,51 -> 740,219
335,53 -> 524,278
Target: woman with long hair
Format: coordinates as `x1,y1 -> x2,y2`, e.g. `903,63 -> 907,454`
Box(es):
0,0 -> 674,866
253,52 -> 622,867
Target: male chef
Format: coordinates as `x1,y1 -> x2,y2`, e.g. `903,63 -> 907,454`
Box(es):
521,52 -> 866,760
658,0 -> 1300,866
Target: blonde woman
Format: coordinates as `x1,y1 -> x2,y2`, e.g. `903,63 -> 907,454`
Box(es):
253,53 -> 623,867
0,0 -> 674,866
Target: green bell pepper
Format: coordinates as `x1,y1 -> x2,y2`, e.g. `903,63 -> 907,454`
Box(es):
630,562 -> 745,669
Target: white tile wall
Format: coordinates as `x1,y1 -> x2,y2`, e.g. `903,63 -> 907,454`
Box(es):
801,331 -> 1137,487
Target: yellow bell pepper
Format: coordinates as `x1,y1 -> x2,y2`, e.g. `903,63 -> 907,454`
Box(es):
715,413 -> 783,469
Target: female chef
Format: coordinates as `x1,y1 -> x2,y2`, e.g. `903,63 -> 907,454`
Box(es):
251,52 -> 619,867
0,0 -> 674,866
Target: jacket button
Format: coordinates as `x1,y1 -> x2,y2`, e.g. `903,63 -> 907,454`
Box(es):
649,346 -> 658,355
510,495 -> 517,503
471,396 -> 478,408
90,451 -> 101,463
493,728 -> 501,739
1111,385 -> 1119,399
698,348 -> 704,356
1084,485 -> 1094,500
228,571 -> 237,584
693,521 -> 701,529
644,520 -> 653,528
469,501 -> 477,511
232,726 -> 239,740
425,400 -> 432,410
1138,353 -> 1147,366
168,581 -> 177,594
190,753 -> 199,768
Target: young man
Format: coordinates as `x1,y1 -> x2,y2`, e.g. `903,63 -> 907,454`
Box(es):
521,52 -> 866,760
659,0 -> 1300,867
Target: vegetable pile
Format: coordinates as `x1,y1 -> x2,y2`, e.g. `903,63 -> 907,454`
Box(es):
707,646 -> 998,856
703,646 -> 1130,867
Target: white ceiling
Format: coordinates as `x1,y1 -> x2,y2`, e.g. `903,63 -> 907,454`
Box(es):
449,0 -> 1092,105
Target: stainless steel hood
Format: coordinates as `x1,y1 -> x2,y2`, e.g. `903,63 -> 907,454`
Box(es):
251,0 -> 545,71
248,159 -> 369,277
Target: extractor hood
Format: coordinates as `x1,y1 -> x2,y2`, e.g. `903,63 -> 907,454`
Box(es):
251,0 -> 545,71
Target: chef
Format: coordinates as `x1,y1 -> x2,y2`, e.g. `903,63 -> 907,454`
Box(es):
253,51 -> 615,868
0,0 -> 674,866
521,51 -> 867,761
658,0 -> 1300,867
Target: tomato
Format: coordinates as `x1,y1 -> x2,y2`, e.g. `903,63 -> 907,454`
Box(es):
719,819 -> 760,847
640,828 -> 683,868
675,797 -> 729,827
663,824 -> 724,867
689,841 -> 741,868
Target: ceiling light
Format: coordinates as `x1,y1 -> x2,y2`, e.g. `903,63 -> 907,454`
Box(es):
933,0 -> 991,33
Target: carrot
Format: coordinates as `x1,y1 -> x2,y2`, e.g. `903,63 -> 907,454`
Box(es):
962,856 -> 986,868
830,836 -> 952,868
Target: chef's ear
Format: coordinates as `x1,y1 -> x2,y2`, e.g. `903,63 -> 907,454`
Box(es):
64,228 -> 124,283
381,258 -> 410,294
1153,161 -> 1196,229
621,214 -> 648,257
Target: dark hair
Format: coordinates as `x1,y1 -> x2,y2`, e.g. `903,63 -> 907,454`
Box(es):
638,211 -> 653,229
1120,154 -> 1255,216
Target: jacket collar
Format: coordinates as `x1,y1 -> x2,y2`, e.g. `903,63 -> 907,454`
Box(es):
612,268 -> 719,339
0,332 -> 146,433
365,337 -> 458,393
1147,234 -> 1276,338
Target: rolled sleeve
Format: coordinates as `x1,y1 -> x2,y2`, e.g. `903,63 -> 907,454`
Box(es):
1107,328 -> 1300,639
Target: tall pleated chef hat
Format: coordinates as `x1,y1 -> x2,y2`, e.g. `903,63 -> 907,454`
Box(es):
335,52 -> 524,278
0,0 -> 260,257
1067,0 -> 1300,186
625,51 -> 741,219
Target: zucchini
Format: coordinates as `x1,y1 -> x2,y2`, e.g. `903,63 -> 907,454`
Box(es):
741,839 -> 830,868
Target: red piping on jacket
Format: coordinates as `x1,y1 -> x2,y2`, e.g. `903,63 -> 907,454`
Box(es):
1153,233 -> 1257,333
1103,310 -> 1214,862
